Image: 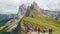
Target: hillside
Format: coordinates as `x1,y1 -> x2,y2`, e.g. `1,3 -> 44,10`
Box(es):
22,2 -> 60,34
23,17 -> 60,34
0,14 -> 13,27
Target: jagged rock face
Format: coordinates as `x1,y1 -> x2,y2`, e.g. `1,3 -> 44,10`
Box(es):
25,2 -> 41,17
30,2 -> 39,10
41,9 -> 60,19
19,4 -> 27,15
17,2 -> 41,18
25,6 -> 30,17
9,4 -> 28,33
18,4 -> 28,19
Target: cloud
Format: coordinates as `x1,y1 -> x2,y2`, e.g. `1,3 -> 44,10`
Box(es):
0,0 -> 60,14
0,0 -> 33,14
0,7 -> 18,14
0,0 -> 18,6
0,0 -> 19,14
36,0 -> 60,11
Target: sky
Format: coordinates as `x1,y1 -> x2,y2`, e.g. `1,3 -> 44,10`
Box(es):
0,0 -> 60,14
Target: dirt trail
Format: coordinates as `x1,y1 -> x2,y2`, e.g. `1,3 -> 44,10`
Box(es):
27,31 -> 49,34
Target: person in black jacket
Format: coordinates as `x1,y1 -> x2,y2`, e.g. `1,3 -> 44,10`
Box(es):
38,26 -> 41,33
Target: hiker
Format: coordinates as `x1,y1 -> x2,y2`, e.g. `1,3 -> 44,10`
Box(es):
38,26 -> 41,33
30,27 -> 33,31
24,23 -> 29,33
33,26 -> 35,31
25,23 -> 30,33
28,26 -> 33,34
33,26 -> 39,34
34,26 -> 38,31
49,28 -> 53,34
43,30 -> 46,33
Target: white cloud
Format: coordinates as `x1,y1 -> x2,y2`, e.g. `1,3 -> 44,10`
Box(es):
0,8 -> 18,14
0,0 -> 18,6
0,0 -> 19,14
36,0 -> 60,11
0,0 -> 60,14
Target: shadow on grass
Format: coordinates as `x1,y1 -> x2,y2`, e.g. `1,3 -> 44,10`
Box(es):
0,32 -> 10,34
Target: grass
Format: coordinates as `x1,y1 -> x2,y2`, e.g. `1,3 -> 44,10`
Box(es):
22,9 -> 60,34
0,8 -> 60,34
23,16 -> 60,34
0,26 -> 10,34
0,15 -> 13,27
0,15 -> 8,26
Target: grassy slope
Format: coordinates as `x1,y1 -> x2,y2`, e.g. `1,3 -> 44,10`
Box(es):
0,15 -> 13,27
0,15 -> 10,34
23,9 -> 60,34
0,15 -> 7,26
0,25 -> 10,34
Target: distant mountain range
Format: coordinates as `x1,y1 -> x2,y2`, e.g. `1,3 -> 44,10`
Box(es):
40,9 -> 60,19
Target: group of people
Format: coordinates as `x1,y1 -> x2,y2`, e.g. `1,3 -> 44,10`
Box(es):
24,23 -> 53,34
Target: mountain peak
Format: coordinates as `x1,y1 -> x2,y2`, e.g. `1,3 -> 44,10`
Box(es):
25,2 -> 41,18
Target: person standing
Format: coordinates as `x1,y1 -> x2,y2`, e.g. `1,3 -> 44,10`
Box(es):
49,28 -> 53,34
38,26 -> 41,33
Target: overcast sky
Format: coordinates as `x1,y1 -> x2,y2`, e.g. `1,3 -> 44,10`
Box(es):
0,0 -> 60,14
